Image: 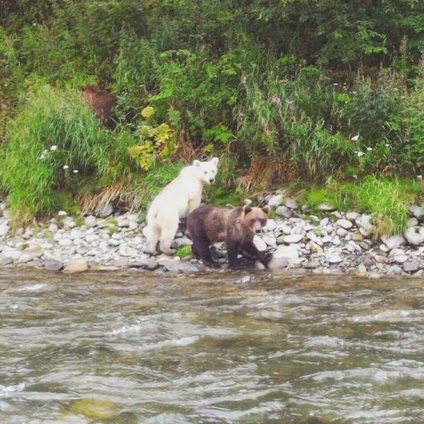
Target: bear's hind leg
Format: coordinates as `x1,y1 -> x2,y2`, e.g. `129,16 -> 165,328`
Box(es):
143,225 -> 160,255
158,214 -> 179,256
191,232 -> 219,268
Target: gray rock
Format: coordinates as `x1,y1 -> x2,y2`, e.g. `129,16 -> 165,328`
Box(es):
0,254 -> 13,266
404,227 -> 424,246
267,194 -> 284,208
317,203 -> 337,212
328,255 -> 343,264
403,261 -> 420,273
158,259 -> 199,273
96,201 -> 114,218
409,205 -> 424,221
84,215 -> 97,228
285,198 -> 298,209
130,257 -> 159,270
275,205 -> 293,219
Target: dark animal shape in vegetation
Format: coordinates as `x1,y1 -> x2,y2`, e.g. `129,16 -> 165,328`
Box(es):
81,83 -> 117,129
187,204 -> 270,269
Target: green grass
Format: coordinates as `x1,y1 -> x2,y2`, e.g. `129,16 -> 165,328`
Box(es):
297,176 -> 421,237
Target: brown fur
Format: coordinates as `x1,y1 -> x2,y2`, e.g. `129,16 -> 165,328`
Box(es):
187,204 -> 270,269
81,83 -> 117,128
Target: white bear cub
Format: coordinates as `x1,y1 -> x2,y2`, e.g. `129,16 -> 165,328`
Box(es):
143,157 -> 219,255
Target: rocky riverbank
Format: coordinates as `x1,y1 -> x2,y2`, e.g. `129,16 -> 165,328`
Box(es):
1,194 -> 424,277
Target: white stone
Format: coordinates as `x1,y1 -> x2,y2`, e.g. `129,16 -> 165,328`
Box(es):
253,236 -> 268,251
266,219 -> 278,231
282,234 -> 303,244
381,234 -> 406,250
337,218 -> 353,229
273,245 -> 299,259
84,215 -> 97,228
63,257 -> 88,273
260,234 -> 277,248
86,234 -> 100,244
336,228 -> 348,237
328,255 -> 343,264
119,244 -> 138,257
58,238 -> 73,247
267,194 -> 284,208
346,212 -> 360,221
0,223 -> 10,237
404,227 -> 424,246
18,253 -> 33,263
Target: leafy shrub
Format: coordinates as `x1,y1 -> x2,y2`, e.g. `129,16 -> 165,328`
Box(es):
0,84 -> 136,227
127,106 -> 177,171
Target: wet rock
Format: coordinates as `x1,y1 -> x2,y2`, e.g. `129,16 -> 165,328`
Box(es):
130,257 -> 159,270
403,261 -> 420,273
0,253 -> 13,266
158,258 -> 199,273
43,257 -> 64,272
63,257 -> 88,273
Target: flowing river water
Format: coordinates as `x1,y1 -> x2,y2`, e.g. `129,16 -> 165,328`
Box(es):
0,269 -> 423,424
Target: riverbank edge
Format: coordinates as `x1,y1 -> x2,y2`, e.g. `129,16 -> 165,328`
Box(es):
1,194 -> 424,278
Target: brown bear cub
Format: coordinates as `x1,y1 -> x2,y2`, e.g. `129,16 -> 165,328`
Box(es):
81,83 -> 117,129
187,204 -> 270,269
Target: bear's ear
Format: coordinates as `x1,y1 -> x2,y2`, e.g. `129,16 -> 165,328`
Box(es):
243,205 -> 252,214
262,206 -> 270,215
193,160 -> 201,167
211,157 -> 219,166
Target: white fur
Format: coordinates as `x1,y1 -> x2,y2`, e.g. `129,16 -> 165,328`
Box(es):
143,157 -> 219,255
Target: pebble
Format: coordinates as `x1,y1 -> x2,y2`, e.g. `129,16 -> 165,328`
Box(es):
1,197 -> 424,276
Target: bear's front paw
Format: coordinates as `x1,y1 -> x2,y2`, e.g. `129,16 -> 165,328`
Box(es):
203,260 -> 220,269
258,251 -> 273,266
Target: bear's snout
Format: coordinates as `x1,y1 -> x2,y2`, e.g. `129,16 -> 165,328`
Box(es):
209,177 -> 215,184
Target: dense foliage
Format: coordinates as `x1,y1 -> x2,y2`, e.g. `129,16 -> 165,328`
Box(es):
0,0 -> 423,229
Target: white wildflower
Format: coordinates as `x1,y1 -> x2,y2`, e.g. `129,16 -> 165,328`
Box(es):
50,145 -> 58,151
63,165 -> 69,170
350,135 -> 359,141
357,151 -> 365,157
73,169 -> 79,174
366,147 -> 372,151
